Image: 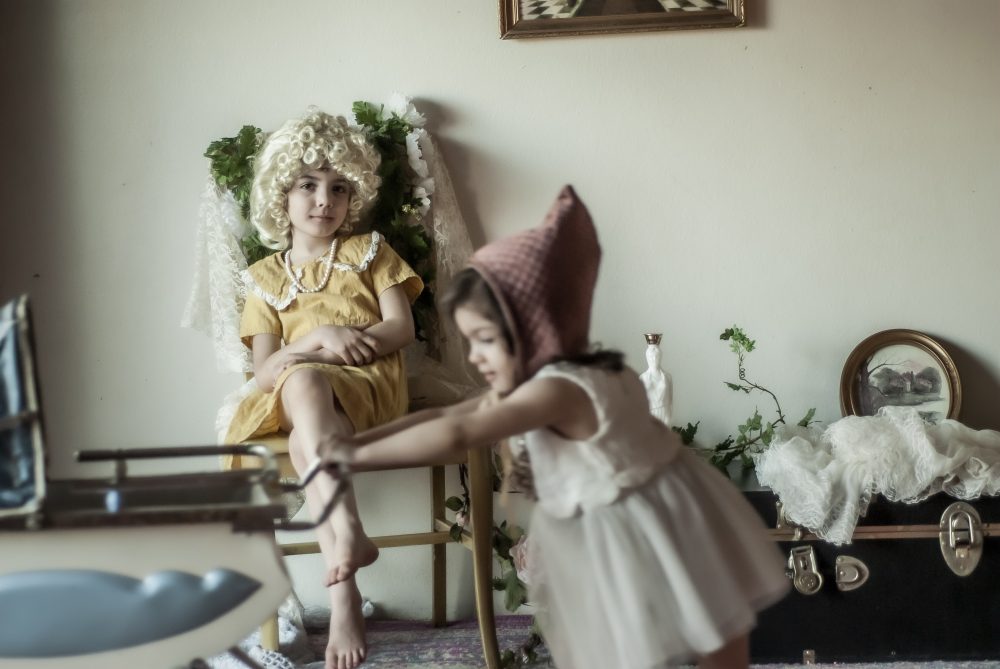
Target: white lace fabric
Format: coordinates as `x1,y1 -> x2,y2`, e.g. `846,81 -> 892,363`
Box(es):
181,178 -> 253,373
755,406 -> 1000,545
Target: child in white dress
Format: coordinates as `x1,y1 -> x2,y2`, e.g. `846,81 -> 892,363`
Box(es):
342,185 -> 790,668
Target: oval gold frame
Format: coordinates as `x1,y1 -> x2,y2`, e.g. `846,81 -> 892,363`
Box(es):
840,329 -> 961,420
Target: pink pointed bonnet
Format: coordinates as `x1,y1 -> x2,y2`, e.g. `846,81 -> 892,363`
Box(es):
467,185 -> 601,378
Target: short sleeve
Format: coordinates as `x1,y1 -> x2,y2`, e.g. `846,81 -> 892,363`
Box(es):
371,239 -> 424,304
239,291 -> 282,349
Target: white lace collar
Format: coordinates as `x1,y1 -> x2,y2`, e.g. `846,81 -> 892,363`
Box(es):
240,231 -> 381,311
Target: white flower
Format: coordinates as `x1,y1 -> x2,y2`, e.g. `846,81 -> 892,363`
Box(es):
418,176 -> 435,197
413,185 -> 432,216
218,188 -> 250,237
405,130 -> 430,179
510,534 -> 535,587
387,92 -> 426,127
455,511 -> 468,528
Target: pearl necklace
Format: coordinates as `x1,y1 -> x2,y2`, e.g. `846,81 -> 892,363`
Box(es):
283,238 -> 339,294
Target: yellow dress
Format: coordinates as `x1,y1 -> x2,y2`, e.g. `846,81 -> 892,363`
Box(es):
224,232 -> 424,444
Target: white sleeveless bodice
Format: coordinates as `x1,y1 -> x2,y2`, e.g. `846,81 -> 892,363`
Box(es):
514,362 -> 682,518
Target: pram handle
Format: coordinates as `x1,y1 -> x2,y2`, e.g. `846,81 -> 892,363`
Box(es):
75,445 -> 351,532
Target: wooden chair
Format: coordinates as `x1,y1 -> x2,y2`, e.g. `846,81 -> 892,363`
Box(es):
224,427 -> 500,669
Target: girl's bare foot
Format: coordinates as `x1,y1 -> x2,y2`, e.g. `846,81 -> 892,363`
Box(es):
326,577 -> 367,669
324,531 -> 379,586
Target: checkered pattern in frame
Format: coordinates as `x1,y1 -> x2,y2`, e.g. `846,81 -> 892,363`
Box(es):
659,0 -> 728,11
519,0 -> 579,20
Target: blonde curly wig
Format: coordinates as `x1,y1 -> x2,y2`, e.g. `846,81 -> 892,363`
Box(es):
250,107 -> 382,250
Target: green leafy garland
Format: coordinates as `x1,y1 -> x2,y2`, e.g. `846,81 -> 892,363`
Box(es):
672,326 -> 818,476
203,102 -> 436,342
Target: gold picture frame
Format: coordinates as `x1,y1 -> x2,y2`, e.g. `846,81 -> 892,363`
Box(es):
840,329 -> 962,423
499,0 -> 745,39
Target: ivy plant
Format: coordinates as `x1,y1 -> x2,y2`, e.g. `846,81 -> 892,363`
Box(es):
673,326 -> 817,476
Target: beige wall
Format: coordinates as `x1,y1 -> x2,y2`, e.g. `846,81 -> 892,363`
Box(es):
2,0 -> 998,617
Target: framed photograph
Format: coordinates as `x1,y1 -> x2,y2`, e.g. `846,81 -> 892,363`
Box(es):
499,0 -> 745,39
840,329 -> 961,424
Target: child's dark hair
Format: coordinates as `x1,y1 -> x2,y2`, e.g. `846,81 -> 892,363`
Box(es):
441,268 -> 624,372
441,268 -> 516,353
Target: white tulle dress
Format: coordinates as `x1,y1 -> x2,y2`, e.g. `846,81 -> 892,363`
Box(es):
513,363 -> 790,669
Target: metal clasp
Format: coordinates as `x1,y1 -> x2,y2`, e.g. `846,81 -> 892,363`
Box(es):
776,501 -> 804,540
835,555 -> 869,591
940,501 -> 983,576
787,545 -> 823,595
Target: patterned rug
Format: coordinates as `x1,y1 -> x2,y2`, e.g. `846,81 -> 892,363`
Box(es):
209,612 -> 1000,668
297,616 -> 1000,669
302,616 -> 550,668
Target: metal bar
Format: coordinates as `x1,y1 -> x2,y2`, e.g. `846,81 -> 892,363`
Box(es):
431,464 -> 447,627
75,444 -> 280,481
272,473 -> 349,531
767,523 -> 1000,542
0,410 -> 37,433
226,645 -> 267,669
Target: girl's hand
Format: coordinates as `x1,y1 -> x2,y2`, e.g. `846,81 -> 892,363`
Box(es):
320,435 -> 357,463
312,324 -> 380,367
258,348 -> 306,389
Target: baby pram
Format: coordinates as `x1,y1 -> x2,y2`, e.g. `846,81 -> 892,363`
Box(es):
0,295 -> 347,669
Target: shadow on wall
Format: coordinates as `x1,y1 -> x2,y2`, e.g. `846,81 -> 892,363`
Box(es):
938,336 -> 1000,432
0,1 -> 83,472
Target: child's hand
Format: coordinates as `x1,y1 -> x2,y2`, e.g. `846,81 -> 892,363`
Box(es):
259,349 -> 309,388
312,325 -> 380,366
319,435 -> 357,464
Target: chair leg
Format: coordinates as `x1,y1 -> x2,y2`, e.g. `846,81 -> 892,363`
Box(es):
468,448 -> 501,669
260,613 -> 280,651
431,465 -> 447,627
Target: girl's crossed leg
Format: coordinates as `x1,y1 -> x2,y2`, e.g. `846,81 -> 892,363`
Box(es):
281,368 -> 379,669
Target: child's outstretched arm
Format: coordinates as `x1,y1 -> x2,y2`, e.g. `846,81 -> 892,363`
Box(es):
353,393 -> 490,447
347,376 -> 594,471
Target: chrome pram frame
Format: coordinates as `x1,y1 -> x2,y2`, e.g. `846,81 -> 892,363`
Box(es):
1,295 -> 349,669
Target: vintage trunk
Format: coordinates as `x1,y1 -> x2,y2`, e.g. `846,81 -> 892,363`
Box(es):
746,489 -> 1000,664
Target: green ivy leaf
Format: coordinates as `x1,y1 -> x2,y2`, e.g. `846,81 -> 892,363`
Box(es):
449,523 -> 464,542
671,421 -> 699,445
761,422 -> 775,445
444,496 -> 465,512
798,407 -> 817,427
713,436 -> 734,452
502,569 -> 528,612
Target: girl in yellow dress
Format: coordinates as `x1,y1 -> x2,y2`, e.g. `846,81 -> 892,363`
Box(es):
224,108 -> 422,669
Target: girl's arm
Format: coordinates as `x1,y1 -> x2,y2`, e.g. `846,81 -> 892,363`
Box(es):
251,333 -> 340,391
362,284 -> 416,354
349,377 -> 594,471
302,284 -> 415,367
251,334 -> 283,391
352,393 -> 488,446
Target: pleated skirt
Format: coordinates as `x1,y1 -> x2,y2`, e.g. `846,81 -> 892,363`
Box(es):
529,447 -> 790,669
